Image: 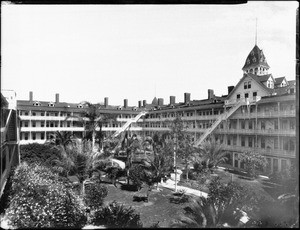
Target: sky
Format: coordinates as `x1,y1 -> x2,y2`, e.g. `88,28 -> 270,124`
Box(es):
1,1 -> 298,106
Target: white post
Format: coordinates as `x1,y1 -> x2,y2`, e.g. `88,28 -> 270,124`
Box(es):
174,135 -> 177,192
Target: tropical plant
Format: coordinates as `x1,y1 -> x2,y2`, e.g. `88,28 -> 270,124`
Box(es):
5,162 -> 87,229
66,101 -> 117,151
173,177 -> 254,228
49,131 -> 75,149
239,151 -> 267,178
90,201 -> 143,228
199,137 -> 228,171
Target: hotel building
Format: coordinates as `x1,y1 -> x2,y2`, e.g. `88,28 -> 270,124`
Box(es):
15,44 -> 297,174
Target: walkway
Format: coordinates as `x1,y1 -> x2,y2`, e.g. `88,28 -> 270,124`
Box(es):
158,179 -> 208,198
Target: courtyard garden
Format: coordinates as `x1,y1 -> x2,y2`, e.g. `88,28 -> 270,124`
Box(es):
0,110 -> 298,228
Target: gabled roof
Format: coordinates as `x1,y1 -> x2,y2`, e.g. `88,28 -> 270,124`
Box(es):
242,45 -> 270,70
274,76 -> 286,86
256,74 -> 273,83
226,73 -> 273,99
1,93 -> 9,109
288,80 -> 296,85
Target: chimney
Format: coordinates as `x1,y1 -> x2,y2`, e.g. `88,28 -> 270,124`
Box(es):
184,93 -> 190,104
170,96 -> 175,105
29,91 -> 33,102
55,93 -> 59,103
228,86 -> 234,95
138,101 -> 142,108
124,99 -> 128,108
143,100 -> 147,107
158,98 -> 164,106
104,97 -> 108,107
208,89 -> 214,100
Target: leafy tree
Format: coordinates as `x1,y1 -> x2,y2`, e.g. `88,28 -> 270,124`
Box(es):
239,151 -> 267,178
90,201 -> 143,228
83,183 -> 108,210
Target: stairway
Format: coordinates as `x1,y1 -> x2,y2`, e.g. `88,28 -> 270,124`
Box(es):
194,100 -> 245,147
112,111 -> 147,138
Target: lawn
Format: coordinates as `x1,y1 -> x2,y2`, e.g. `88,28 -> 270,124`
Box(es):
102,182 -> 195,228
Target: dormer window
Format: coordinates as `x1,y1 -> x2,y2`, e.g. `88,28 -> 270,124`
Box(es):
248,81 -> 251,89
33,101 -> 41,106
117,107 -> 122,110
48,102 -> 55,107
132,107 -> 137,111
77,104 -> 83,108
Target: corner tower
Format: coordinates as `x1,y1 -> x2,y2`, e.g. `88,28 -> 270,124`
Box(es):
242,45 -> 270,75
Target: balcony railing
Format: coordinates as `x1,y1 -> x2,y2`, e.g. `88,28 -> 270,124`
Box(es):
224,145 -> 295,158
231,110 -> 296,118
216,128 -> 295,136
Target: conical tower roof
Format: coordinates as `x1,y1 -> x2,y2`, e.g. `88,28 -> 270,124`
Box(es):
242,45 -> 270,71
151,97 -> 158,105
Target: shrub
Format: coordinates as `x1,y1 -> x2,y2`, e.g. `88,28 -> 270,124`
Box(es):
5,162 -> 87,228
90,201 -> 143,228
84,182 -> 108,210
128,164 -> 145,189
20,143 -> 61,167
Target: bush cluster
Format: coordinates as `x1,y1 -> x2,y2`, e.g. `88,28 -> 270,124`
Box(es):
20,143 -> 61,167
90,201 -> 143,228
5,162 -> 87,228
84,182 -> 108,210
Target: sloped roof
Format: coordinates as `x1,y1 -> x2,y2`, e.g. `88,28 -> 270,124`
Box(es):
274,77 -> 286,86
242,45 -> 270,70
256,74 -> 273,83
288,80 -> 296,85
1,93 -> 9,108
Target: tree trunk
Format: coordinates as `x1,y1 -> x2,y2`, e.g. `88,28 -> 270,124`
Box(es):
92,130 -> 96,152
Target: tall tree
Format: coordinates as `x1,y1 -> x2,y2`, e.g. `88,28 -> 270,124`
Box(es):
66,102 -> 117,151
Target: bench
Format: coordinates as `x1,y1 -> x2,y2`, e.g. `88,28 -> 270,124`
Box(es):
133,185 -> 150,202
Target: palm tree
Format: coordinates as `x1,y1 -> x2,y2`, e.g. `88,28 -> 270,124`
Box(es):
50,131 -> 74,150
66,101 -> 117,151
199,137 -> 228,171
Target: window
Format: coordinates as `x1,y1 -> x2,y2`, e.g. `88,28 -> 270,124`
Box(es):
32,112 -> 36,116
25,133 -> 28,140
261,121 -> 265,130
261,138 -> 265,149
32,121 -> 36,127
241,120 -> 245,129
25,111 -> 29,116
55,113 -> 58,116
41,133 -> 45,140
249,121 -> 253,129
253,92 -> 257,98
290,121 -> 295,130
32,133 -> 36,140
281,160 -> 287,172
227,138 -> 231,146
237,94 -> 240,100
266,158 -> 272,173
244,82 -> 247,89
245,93 -> 249,98
274,138 -> 278,149
24,122 -> 28,127
248,137 -> 253,147
274,120 -> 278,130
241,136 -> 245,147
273,159 -> 278,172
248,81 -> 251,89
290,88 -> 295,94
